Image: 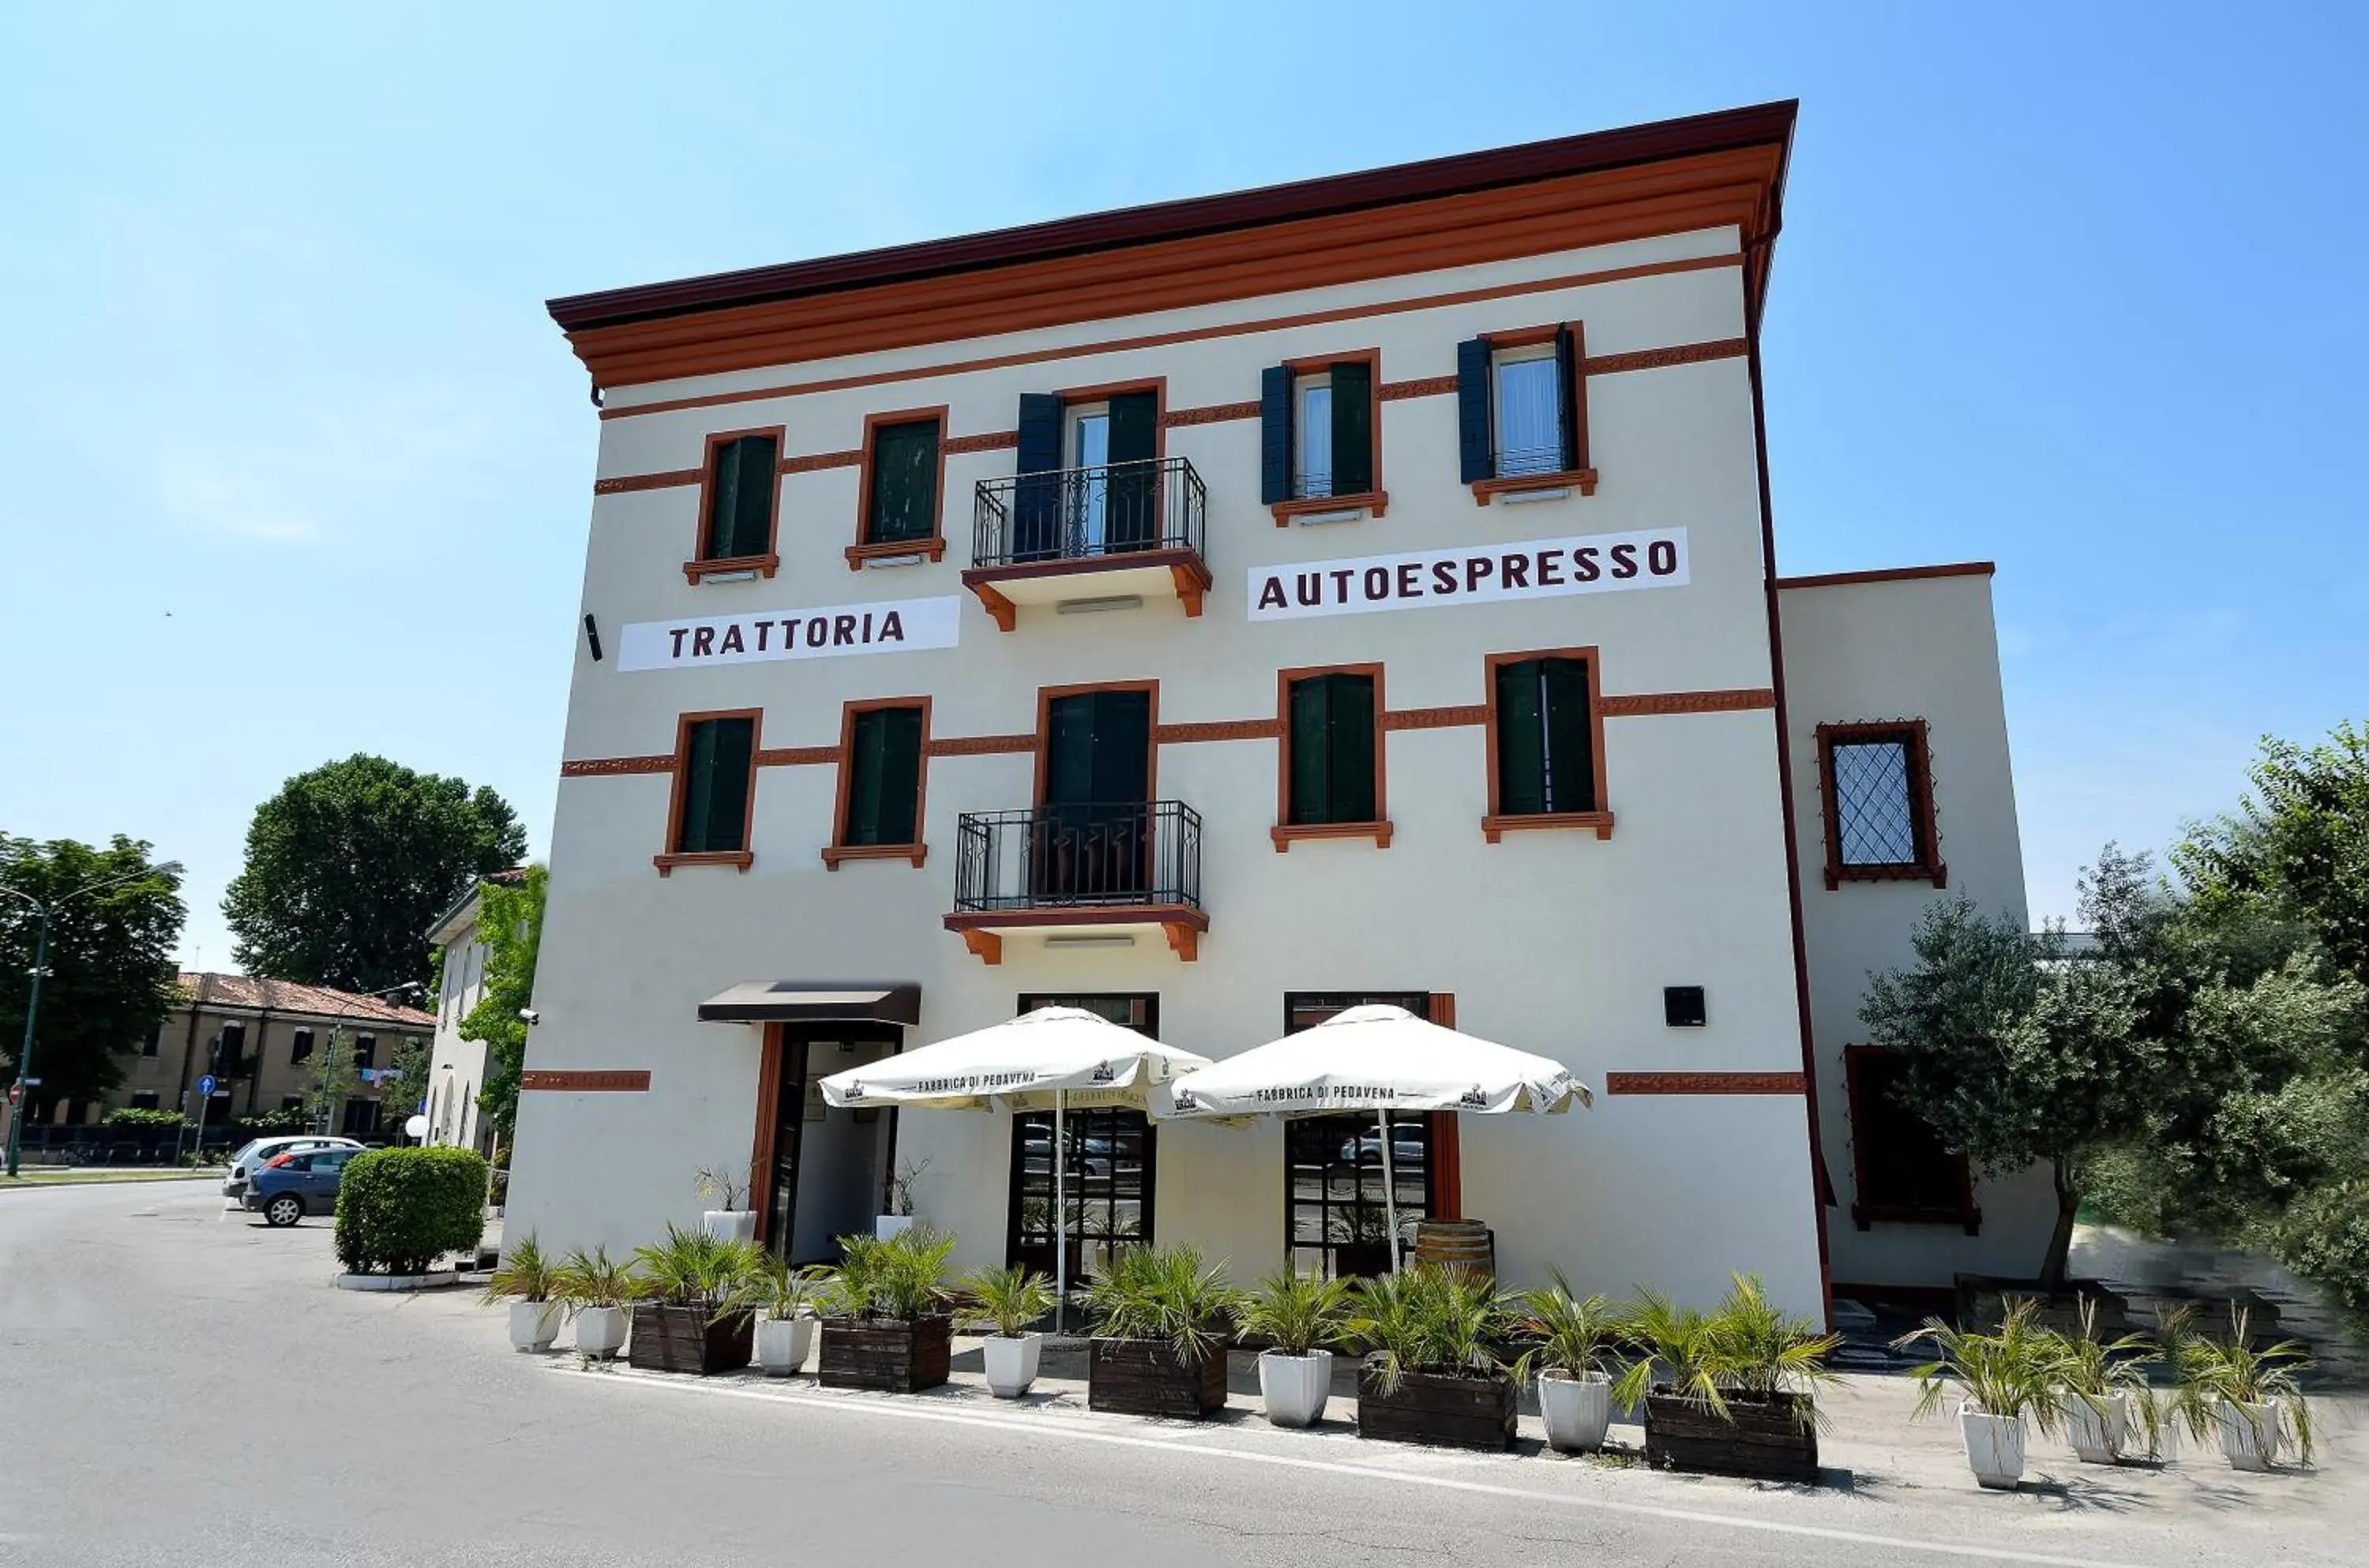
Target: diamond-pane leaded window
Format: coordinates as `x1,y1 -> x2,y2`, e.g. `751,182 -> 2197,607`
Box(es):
1818,721 -> 1943,888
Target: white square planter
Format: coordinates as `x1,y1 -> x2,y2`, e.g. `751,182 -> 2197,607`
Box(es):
704,1210 -> 757,1244
1958,1407 -> 2027,1489
1538,1371 -> 1612,1453
508,1300 -> 562,1352
873,1214 -> 916,1242
756,1315 -> 815,1376
1258,1349 -> 1333,1427
574,1305 -> 629,1359
982,1333 -> 1043,1398
2218,1397 -> 2283,1471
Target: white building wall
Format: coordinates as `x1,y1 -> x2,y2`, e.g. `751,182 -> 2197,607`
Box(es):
1778,572 -> 2055,1289
426,900 -> 494,1152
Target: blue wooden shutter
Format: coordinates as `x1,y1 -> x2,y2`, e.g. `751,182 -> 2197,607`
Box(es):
1456,338 -> 1492,483
1260,365 -> 1293,504
1330,362 -> 1372,496
1014,394 -> 1063,561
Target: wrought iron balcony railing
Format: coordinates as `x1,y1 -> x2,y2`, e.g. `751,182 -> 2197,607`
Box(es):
952,800 -> 1204,914
971,457 -> 1207,572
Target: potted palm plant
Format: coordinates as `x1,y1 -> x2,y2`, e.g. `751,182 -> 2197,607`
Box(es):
482,1233 -> 563,1352
961,1263 -> 1057,1398
732,1255 -> 824,1377
696,1162 -> 757,1244
2051,1296 -> 2160,1464
1083,1244 -> 1239,1419
1349,1263 -> 1519,1450
1618,1275 -> 1839,1483
1894,1297 -> 2065,1489
1238,1266 -> 1354,1427
628,1226 -> 760,1375
553,1243 -> 636,1360
818,1225 -> 956,1393
1512,1273 -> 1622,1454
2169,1307 -> 2315,1471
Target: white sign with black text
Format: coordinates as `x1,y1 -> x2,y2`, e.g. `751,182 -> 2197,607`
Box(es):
1247,527 -> 1688,621
617,595 -> 963,672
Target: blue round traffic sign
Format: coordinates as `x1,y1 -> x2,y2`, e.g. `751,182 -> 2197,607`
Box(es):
197,1074 -> 216,1096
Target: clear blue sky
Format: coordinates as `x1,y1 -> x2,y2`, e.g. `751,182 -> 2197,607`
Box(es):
2,3 -> 2362,966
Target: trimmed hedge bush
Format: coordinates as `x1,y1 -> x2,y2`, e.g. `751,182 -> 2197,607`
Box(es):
334,1147 -> 489,1275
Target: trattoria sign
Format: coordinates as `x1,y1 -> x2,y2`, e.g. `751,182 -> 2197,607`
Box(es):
1247,527 -> 1688,622
617,595 -> 962,672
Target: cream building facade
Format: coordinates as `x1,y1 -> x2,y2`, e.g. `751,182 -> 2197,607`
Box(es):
508,102 -> 2041,1319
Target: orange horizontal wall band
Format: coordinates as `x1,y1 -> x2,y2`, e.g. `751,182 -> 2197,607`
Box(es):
1603,1071 -> 1806,1095
520,1070 -> 652,1093
595,253 -> 1744,422
557,688 -> 1775,778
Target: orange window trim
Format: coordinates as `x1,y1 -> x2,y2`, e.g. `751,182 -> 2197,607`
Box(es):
824,696 -> 931,869
850,405 -> 951,568
653,707 -> 761,876
1481,647 -> 1612,844
685,424 -> 787,583
1272,662 -> 1390,851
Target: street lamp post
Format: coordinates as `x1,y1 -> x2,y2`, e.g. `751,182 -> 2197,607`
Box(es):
3,859 -> 184,1179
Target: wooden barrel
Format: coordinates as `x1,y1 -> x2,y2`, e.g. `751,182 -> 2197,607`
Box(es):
1412,1220 -> 1495,1277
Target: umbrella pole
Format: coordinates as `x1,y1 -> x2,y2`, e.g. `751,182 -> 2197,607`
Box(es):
1053,1090 -> 1067,1334
1377,1106 -> 1402,1275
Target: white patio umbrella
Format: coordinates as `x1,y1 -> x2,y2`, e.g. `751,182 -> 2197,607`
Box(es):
1147,1004 -> 1591,1272
817,1007 -> 1211,1323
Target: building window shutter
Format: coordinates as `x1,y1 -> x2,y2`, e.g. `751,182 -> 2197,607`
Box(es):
1260,365 -> 1293,505
705,435 -> 778,560
1287,678 -> 1331,825
1327,674 -> 1376,823
678,716 -> 754,853
1539,657 -> 1594,812
865,421 -> 939,545
1106,390 -> 1159,550
1329,361 -> 1372,496
1455,338 -> 1492,483
1013,394 -> 1064,561
1492,660 -> 1548,816
843,707 -> 923,847
1552,327 -> 1581,473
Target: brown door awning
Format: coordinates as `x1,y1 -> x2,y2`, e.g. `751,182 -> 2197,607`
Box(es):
696,981 -> 922,1026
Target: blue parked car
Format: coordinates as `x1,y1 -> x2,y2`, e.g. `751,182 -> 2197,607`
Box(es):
242,1146 -> 360,1227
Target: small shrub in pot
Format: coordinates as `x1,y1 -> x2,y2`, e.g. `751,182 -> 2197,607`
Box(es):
961,1263 -> 1058,1398
482,1232 -> 563,1352
1895,1296 -> 2065,1489
628,1226 -> 761,1375
1617,1275 -> 1840,1484
553,1244 -> 636,1359
1083,1244 -> 1239,1419
818,1226 -> 957,1393
1349,1264 -> 1519,1450
2048,1295 -> 2161,1463
2168,1306 -> 2315,1471
1511,1272 -> 1620,1454
1238,1266 -> 1353,1427
730,1255 -> 824,1376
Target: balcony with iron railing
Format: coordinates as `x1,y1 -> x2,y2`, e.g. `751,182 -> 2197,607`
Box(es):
963,457 -> 1211,631
944,800 -> 1207,964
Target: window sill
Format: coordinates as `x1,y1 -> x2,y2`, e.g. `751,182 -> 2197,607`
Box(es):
1271,820 -> 1394,851
681,553 -> 780,585
1852,1202 -> 1983,1236
1482,810 -> 1614,844
1469,469 -> 1599,505
1271,490 -> 1388,527
652,850 -> 754,876
1825,860 -> 1949,891
846,538 -> 948,570
821,842 -> 928,869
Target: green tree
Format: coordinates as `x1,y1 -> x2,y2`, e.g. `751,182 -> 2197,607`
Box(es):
0,836 -> 186,1114
459,865 -> 546,1143
305,1023 -> 362,1135
223,756 -> 526,993
2176,721 -> 2369,981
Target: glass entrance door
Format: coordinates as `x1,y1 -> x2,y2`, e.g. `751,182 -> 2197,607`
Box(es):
1280,992 -> 1434,1279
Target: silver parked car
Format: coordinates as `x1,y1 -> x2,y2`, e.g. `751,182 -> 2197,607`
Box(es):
221,1135 -> 362,1202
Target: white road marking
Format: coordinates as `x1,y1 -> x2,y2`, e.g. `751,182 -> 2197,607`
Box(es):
573,1368 -> 2157,1568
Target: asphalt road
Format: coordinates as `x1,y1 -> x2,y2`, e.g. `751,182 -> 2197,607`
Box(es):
1,1180 -> 2357,1567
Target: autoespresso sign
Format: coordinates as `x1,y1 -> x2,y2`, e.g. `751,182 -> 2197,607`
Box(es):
1247,527 -> 1688,622
616,595 -> 960,673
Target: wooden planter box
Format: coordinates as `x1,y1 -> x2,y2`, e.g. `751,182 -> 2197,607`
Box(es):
627,1304 -> 753,1375
1643,1388 -> 1819,1483
817,1315 -> 952,1394
1088,1337 -> 1228,1418
1355,1360 -> 1518,1450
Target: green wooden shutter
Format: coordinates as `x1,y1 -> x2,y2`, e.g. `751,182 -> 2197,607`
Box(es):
1330,362 -> 1372,496
843,711 -> 886,846
1539,658 -> 1594,812
703,441 -> 748,561
703,717 -> 755,851
1260,366 -> 1293,504
1287,678 -> 1331,825
1492,661 -> 1548,816
678,720 -> 721,850
1456,338 -> 1493,483
843,707 -> 922,846
726,435 -> 778,557
1106,391 -> 1159,551
867,421 -> 939,544
1328,674 -> 1376,823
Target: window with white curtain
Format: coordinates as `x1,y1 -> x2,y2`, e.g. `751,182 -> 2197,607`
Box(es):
1294,373 -> 1333,498
1492,347 -> 1562,477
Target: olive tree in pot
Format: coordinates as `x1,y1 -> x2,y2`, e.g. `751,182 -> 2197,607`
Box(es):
1616,1275 -> 1841,1484
696,1162 -> 757,1244
483,1232 -> 563,1352
1894,1297 -> 2066,1489
1349,1264 -> 1519,1451
818,1226 -> 956,1393
2051,1296 -> 2161,1464
554,1244 -> 636,1359
1083,1244 -> 1240,1419
2169,1307 -> 2315,1472
1512,1273 -> 1621,1454
733,1255 -> 825,1376
628,1227 -> 761,1375
1238,1267 -> 1355,1427
961,1264 -> 1058,1398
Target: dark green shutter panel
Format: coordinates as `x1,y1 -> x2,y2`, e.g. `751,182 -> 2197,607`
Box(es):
868,421 -> 938,544
1539,658 -> 1594,812
1329,674 -> 1376,823
1456,338 -> 1492,483
1287,678 -> 1331,826
1553,326 -> 1580,473
1330,362 -> 1372,496
1046,697 -> 1097,807
844,707 -> 922,846
1013,393 -> 1064,560
731,435 -> 778,557
1090,691 -> 1151,804
704,717 -> 755,851
1260,365 -> 1293,504
704,438 -> 768,561
1492,661 -> 1548,816
678,719 -> 720,850
843,711 -> 885,846
1106,390 -> 1159,551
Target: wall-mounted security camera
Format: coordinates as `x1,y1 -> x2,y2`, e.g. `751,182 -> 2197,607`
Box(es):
517,1008 -> 541,1026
